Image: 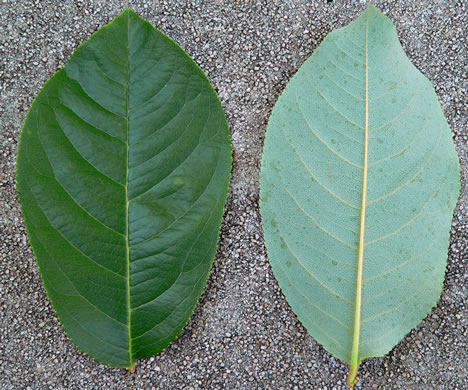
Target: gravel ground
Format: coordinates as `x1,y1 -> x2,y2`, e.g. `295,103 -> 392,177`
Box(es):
0,0 -> 466,389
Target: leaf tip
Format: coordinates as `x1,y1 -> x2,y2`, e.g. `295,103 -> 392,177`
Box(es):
121,7 -> 137,15
118,8 -> 140,21
364,3 -> 380,12
362,3 -> 386,19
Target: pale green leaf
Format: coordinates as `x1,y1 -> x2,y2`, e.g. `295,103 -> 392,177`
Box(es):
260,5 -> 460,386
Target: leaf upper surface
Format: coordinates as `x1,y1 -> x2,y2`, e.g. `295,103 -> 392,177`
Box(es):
260,5 -> 460,378
17,9 -> 232,368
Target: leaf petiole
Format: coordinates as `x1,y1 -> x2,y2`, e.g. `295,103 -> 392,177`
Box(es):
347,362 -> 360,387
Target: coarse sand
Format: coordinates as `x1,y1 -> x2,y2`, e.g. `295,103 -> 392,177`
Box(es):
0,1 -> 466,389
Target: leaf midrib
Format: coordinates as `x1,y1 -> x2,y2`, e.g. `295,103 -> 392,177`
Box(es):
124,12 -> 133,370
347,16 -> 369,387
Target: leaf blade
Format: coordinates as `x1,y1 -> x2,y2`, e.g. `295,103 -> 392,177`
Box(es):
17,9 -> 231,368
260,5 -> 460,384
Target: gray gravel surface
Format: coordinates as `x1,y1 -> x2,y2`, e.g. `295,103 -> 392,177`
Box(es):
0,0 -> 466,389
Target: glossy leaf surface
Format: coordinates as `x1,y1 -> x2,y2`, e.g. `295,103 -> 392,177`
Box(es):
17,9 -> 231,368
260,5 -> 460,385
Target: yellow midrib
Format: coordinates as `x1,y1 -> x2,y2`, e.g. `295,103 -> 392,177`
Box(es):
347,19 -> 369,387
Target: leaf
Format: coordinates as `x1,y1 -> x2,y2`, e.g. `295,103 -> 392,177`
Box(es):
16,9 -> 231,369
260,5 -> 460,386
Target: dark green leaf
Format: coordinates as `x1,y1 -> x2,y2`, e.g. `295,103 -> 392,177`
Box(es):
17,9 -> 231,369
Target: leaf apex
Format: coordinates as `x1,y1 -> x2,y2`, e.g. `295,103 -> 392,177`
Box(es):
364,3 -> 380,13
361,4 -> 387,20
117,8 -> 140,21
121,8 -> 138,16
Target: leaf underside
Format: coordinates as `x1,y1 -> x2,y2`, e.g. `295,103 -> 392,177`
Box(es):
260,4 -> 460,379
17,9 -> 231,368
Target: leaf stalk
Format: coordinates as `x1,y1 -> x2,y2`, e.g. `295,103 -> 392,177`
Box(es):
347,362 -> 360,387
